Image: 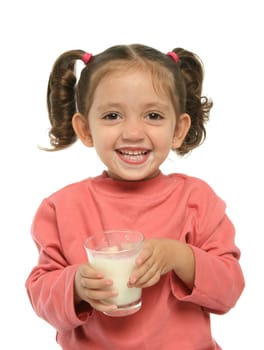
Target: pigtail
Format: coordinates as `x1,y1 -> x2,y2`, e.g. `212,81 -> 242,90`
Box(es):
173,48 -> 213,155
46,49 -> 86,150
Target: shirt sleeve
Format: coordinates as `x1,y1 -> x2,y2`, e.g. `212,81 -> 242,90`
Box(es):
170,179 -> 245,314
25,199 -> 92,332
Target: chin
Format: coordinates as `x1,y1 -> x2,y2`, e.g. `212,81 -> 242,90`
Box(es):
108,168 -> 159,181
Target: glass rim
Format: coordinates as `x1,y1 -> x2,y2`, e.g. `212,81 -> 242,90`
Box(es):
84,230 -> 144,254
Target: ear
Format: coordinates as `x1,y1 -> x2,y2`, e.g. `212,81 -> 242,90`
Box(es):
172,113 -> 191,149
72,113 -> 93,147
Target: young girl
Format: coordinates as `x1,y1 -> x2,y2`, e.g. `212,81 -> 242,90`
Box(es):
26,44 -> 245,349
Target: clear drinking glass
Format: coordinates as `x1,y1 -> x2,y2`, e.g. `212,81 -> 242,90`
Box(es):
84,230 -> 144,317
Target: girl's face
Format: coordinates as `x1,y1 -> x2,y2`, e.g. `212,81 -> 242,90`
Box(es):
73,68 -> 190,181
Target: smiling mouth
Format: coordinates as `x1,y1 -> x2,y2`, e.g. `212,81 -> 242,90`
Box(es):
115,149 -> 151,164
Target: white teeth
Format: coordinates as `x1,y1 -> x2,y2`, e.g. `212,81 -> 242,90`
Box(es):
116,149 -> 152,165
119,150 -> 148,156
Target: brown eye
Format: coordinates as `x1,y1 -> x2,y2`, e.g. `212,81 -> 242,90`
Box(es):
103,112 -> 120,120
146,112 -> 163,120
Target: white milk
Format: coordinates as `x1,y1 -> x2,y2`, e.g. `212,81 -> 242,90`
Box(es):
91,255 -> 141,306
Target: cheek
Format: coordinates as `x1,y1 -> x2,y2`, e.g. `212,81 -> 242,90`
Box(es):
92,131 -> 114,155
151,127 -> 175,148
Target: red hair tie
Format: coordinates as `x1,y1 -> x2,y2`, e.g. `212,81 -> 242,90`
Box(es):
167,51 -> 179,63
81,52 -> 93,64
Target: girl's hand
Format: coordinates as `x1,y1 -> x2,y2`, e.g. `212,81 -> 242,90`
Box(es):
74,264 -> 118,313
128,238 -> 195,289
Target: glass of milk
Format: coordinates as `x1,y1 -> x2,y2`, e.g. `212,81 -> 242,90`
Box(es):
84,230 -> 144,317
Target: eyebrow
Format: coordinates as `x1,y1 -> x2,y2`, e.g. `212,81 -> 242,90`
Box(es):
97,103 -> 123,110
97,102 -> 170,111
142,102 -> 170,111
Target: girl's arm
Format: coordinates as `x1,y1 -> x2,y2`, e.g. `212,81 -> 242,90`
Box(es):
129,215 -> 245,314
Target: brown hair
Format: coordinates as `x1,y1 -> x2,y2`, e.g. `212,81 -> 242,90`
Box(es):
46,44 -> 212,155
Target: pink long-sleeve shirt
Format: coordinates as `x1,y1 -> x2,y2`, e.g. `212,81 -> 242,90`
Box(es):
26,171 -> 245,349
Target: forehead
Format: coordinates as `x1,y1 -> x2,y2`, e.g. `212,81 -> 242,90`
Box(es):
90,71 -> 173,114
93,60 -> 174,98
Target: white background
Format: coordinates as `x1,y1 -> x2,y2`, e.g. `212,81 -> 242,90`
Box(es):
1,0 -> 263,348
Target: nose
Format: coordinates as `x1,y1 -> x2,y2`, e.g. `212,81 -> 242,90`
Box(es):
121,118 -> 145,141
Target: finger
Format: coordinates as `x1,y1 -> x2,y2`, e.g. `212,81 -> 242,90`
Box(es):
79,264 -> 104,279
81,277 -> 113,290
129,258 -> 154,284
137,264 -> 157,285
135,247 -> 152,266
85,287 -> 118,302
136,272 -> 161,288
